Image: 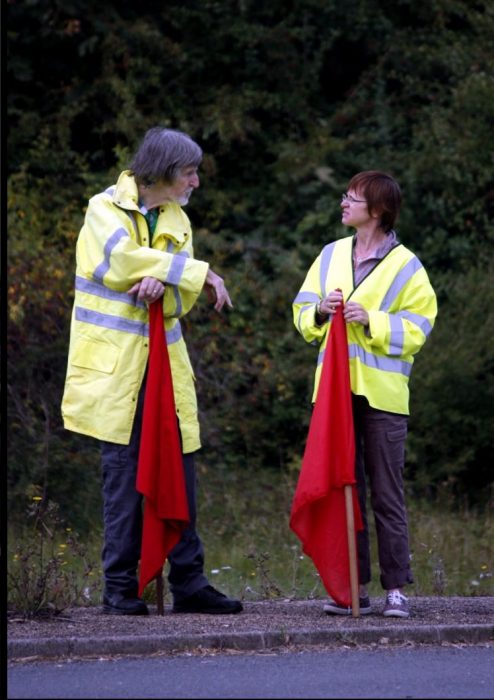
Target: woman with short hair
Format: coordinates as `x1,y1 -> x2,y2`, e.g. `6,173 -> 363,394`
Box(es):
293,170 -> 437,618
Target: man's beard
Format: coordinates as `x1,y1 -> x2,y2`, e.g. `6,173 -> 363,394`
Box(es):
177,190 -> 193,206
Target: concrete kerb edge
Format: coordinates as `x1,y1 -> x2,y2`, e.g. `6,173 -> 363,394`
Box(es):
8,625 -> 494,660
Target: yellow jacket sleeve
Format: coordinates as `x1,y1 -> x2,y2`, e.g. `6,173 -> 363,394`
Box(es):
77,193 -> 209,297
292,252 -> 329,346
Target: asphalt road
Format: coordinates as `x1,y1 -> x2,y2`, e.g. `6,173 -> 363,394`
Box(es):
7,645 -> 494,699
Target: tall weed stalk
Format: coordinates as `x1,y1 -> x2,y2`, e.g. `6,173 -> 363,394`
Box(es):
8,494 -> 99,618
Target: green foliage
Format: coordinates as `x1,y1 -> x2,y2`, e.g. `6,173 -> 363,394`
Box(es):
407,265 -> 494,503
7,493 -> 99,618
7,0 -> 494,530
7,172 -> 103,531
185,229 -> 315,471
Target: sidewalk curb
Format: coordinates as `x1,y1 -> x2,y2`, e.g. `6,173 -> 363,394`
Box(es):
8,624 -> 494,660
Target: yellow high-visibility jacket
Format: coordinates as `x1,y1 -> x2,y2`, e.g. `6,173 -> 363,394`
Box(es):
293,235 -> 437,415
61,171 -> 209,451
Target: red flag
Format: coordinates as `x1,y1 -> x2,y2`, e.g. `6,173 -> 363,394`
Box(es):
289,302 -> 362,606
136,301 -> 189,597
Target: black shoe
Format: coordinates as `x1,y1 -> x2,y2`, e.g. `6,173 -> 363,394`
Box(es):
102,595 -> 149,616
173,585 -> 243,614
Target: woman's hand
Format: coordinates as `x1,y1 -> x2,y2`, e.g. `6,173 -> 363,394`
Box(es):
343,301 -> 369,327
316,289 -> 344,320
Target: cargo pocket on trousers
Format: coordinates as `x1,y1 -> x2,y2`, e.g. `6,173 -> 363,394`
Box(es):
386,426 -> 408,469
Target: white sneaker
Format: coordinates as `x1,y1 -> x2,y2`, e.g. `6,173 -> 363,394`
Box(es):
382,590 -> 410,618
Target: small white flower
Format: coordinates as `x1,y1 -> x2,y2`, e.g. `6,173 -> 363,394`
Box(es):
210,569 -> 220,575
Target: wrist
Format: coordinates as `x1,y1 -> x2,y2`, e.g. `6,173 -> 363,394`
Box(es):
316,302 -> 328,321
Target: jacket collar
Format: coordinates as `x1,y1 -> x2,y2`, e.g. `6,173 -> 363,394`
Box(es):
112,171 -> 141,212
112,171 -> 189,245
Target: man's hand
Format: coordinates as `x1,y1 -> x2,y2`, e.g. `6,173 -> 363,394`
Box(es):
204,268 -> 233,312
127,277 -> 165,303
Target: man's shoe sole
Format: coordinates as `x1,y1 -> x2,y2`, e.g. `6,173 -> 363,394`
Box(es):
172,604 -> 243,615
102,605 -> 149,616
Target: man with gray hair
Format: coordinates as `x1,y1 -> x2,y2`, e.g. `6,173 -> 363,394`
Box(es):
61,127 -> 243,615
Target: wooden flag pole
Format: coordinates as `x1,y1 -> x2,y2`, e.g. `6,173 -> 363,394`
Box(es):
344,484 -> 360,618
156,571 -> 164,616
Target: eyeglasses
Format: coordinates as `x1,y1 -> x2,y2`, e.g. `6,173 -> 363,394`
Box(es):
341,193 -> 366,204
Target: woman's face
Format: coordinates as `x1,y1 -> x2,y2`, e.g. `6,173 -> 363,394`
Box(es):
340,189 -> 371,228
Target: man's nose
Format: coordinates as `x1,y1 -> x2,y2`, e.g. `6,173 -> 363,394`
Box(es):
190,173 -> 200,188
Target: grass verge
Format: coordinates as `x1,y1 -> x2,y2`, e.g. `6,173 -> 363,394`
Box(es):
7,466 -> 493,615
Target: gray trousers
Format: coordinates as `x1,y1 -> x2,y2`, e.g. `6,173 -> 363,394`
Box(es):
100,379 -> 208,603
352,394 -> 414,591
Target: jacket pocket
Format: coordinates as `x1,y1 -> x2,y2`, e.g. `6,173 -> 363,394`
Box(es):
71,338 -> 119,374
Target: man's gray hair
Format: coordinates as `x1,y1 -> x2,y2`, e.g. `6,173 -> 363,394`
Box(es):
129,127 -> 203,185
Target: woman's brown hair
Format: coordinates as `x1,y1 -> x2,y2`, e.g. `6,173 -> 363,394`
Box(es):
347,171 -> 401,232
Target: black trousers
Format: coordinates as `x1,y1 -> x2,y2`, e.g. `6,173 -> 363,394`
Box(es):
353,394 -> 414,591
100,379 -> 208,602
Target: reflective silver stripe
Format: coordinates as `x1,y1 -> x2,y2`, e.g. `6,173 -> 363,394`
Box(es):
293,293 -> 319,333
293,292 -> 319,304
166,241 -> 189,257
166,254 -> 186,285
317,343 -> 412,377
165,243 -> 189,316
296,305 -> 314,334
396,310 -> 433,337
93,228 -> 129,283
380,257 -> 422,311
388,314 -> 405,355
74,306 -> 182,344
171,287 -> 182,317
388,310 -> 433,355
165,322 -> 182,344
76,306 -> 148,336
378,257 -> 433,351
349,343 -> 412,376
319,242 -> 335,298
75,276 -> 146,309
